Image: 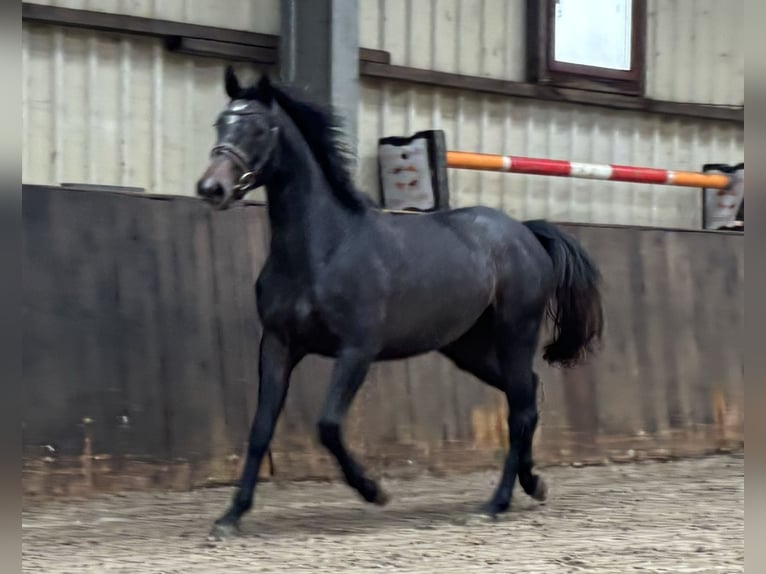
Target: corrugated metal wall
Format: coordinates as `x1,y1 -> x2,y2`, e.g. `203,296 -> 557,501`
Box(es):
29,0 -> 280,34
357,0 -> 745,227
645,0 -> 744,105
359,0 -> 745,105
23,0 -> 277,197
22,24 -> 268,200
360,0 -> 527,83
357,81 -> 743,227
22,0 -> 744,227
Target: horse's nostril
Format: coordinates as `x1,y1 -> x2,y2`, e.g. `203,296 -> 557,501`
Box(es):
198,178 -> 224,199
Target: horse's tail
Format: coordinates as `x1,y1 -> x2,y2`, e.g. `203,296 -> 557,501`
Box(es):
523,220 -> 604,367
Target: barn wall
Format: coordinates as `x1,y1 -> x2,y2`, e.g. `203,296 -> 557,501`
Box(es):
357,79 -> 744,228
27,0 -> 281,34
356,0 -> 744,227
22,0 -> 744,228
360,0 -> 745,106
22,187 -> 744,499
22,23 -> 269,201
22,0 -> 278,195
645,0 -> 744,105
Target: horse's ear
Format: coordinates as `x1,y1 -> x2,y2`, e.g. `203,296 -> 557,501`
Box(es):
224,65 -> 241,99
254,74 -> 274,104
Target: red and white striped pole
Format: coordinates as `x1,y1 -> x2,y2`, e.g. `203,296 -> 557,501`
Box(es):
446,151 -> 732,190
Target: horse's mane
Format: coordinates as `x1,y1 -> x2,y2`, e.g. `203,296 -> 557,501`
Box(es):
241,76 -> 377,212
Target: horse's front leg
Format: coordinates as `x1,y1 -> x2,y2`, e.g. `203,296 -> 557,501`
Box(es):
210,330 -> 299,538
317,346 -> 389,505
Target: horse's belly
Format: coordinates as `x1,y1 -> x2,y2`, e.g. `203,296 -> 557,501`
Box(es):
376,324 -> 477,359
377,285 -> 491,358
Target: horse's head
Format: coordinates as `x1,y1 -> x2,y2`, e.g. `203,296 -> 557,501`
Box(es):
197,67 -> 280,210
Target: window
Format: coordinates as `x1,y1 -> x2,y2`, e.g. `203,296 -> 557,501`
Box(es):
527,0 -> 646,96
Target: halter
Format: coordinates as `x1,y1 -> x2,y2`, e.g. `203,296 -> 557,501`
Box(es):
209,99 -> 280,194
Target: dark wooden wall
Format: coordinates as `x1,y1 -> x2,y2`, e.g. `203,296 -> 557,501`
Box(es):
22,185 -> 744,499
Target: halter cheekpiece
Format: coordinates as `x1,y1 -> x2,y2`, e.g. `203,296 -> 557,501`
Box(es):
210,99 -> 279,194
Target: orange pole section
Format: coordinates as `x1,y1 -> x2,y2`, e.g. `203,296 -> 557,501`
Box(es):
446,150 -> 732,190
671,171 -> 731,189
445,151 -> 507,171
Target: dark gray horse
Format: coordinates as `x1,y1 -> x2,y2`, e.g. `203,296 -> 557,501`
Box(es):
197,68 -> 604,538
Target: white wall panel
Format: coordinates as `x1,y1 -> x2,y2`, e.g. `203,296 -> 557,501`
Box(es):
35,0 -> 745,104
31,0 -> 745,105
358,79 -> 744,228
30,0 -> 280,35
22,23 -> 261,199
360,0 -> 744,106
23,0 -> 744,229
360,0 -> 526,80
646,0 -> 744,105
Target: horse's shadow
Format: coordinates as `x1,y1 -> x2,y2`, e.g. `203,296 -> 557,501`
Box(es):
233,496 -> 544,540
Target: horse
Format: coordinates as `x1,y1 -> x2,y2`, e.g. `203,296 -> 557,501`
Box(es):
196,67 -> 604,538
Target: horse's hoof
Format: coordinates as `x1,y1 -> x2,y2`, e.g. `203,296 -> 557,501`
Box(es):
532,477 -> 549,502
360,479 -> 390,506
374,488 -> 391,507
478,500 -> 508,518
208,521 -> 240,540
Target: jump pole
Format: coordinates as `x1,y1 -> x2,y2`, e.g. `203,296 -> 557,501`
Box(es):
377,130 -> 742,229
445,150 -> 732,190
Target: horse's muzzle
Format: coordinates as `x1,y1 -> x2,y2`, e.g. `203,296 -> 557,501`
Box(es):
197,177 -> 235,210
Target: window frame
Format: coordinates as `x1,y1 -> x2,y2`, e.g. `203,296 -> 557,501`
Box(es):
526,0 -> 647,96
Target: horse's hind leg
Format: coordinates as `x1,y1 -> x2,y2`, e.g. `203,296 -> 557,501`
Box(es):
485,317 -> 546,514
440,315 -> 546,513
317,346 -> 388,505
440,317 -> 504,391
516,371 -> 547,501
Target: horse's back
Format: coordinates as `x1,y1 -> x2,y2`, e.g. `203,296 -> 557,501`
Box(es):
351,206 -> 552,352
428,206 -> 556,307
377,205 -> 551,283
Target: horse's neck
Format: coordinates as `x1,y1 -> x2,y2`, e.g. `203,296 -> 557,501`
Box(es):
264,133 -> 360,274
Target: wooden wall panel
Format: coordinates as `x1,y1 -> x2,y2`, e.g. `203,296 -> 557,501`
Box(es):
22,186 -> 744,499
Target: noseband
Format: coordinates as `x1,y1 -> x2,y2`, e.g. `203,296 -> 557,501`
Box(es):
210,100 -> 279,194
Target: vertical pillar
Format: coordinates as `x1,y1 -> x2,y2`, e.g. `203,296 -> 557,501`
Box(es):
280,0 -> 359,152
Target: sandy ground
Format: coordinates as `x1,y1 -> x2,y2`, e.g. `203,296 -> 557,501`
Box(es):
22,455 -> 743,573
